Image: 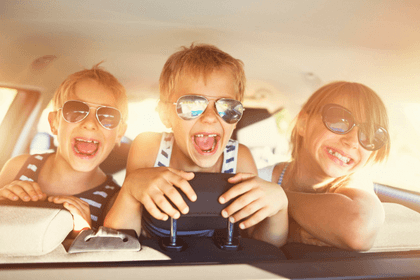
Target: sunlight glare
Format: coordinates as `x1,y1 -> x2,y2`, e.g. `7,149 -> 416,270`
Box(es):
125,98 -> 169,140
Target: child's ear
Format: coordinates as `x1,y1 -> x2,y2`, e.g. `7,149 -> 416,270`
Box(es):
296,112 -> 308,137
156,101 -> 172,129
48,111 -> 59,135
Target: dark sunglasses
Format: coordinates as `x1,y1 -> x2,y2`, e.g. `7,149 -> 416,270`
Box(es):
58,100 -> 122,130
322,103 -> 388,151
171,95 -> 244,124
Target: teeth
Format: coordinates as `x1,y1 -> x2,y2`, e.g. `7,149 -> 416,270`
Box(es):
76,138 -> 99,144
328,149 -> 350,164
195,134 -> 217,138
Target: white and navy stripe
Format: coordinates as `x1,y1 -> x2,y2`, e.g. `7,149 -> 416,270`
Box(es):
14,153 -> 121,229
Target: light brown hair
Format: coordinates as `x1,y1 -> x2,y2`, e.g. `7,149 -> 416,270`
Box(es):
159,43 -> 246,102
51,63 -> 128,121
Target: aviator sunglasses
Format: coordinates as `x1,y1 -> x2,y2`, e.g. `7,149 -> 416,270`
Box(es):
322,103 -> 389,151
170,95 -> 244,124
58,100 -> 122,130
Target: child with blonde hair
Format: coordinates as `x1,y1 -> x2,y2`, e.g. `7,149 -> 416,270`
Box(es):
0,64 -> 128,234
105,44 -> 288,247
259,81 -> 390,250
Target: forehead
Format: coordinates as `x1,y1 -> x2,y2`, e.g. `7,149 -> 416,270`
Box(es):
172,69 -> 238,101
69,79 -> 117,108
327,95 -> 367,122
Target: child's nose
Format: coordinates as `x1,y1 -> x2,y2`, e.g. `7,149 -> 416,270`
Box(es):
82,109 -> 99,130
342,127 -> 359,148
200,102 -> 218,123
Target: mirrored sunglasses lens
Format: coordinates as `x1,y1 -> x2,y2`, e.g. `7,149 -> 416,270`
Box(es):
215,99 -> 244,124
324,106 -> 353,134
62,101 -> 89,123
97,107 -> 121,129
176,96 -> 208,120
359,126 -> 388,151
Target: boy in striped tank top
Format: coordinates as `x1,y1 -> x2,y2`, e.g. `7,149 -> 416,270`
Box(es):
105,44 -> 288,247
0,64 -> 128,236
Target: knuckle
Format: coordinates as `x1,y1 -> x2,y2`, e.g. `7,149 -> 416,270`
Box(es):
154,195 -> 168,206
166,187 -> 180,198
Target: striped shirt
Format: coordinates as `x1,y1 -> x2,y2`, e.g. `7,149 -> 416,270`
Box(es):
14,153 -> 120,229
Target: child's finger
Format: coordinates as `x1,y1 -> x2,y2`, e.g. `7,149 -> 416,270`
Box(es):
17,181 -> 42,201
236,207 -> 268,230
227,172 -> 256,184
7,183 -> 31,201
62,201 -> 83,217
142,195 -> 169,221
222,188 -> 261,218
160,181 -> 190,214
50,196 -> 89,213
167,169 -> 197,202
61,202 -> 91,230
151,190 -> 182,219
31,182 -> 46,199
0,188 -> 19,201
168,168 -> 195,181
219,179 -> 255,204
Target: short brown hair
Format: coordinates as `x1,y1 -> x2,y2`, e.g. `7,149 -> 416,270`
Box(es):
291,81 -> 390,164
52,63 -> 128,121
159,43 -> 246,102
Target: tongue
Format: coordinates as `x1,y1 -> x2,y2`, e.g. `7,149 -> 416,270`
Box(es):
195,136 -> 215,151
75,141 -> 98,154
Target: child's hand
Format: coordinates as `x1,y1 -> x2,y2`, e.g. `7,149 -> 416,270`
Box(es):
123,167 -> 196,221
219,173 -> 287,230
48,196 -> 91,231
0,180 -> 46,202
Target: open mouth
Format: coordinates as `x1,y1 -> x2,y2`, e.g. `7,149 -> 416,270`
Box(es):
193,134 -> 220,153
74,138 -> 100,157
328,149 -> 351,164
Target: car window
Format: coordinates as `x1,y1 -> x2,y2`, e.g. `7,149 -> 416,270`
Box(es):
0,87 -> 18,125
371,102 -> 420,193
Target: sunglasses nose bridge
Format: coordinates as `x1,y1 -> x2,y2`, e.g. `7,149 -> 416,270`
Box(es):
341,124 -> 359,148
199,100 -> 219,120
79,107 -> 100,130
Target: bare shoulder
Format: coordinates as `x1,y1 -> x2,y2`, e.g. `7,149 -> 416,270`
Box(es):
126,132 -> 163,172
0,154 -> 31,187
271,162 -> 288,184
236,143 -> 257,174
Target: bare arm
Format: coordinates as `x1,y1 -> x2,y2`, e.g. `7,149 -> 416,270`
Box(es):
104,132 -> 196,236
0,155 -> 46,202
286,177 -> 384,251
104,132 -> 160,235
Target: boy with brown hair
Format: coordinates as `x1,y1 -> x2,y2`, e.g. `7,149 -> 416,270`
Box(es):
0,64 -> 128,234
105,44 -> 288,247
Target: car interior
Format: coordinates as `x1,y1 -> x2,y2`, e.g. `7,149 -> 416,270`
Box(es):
1,1 -> 420,279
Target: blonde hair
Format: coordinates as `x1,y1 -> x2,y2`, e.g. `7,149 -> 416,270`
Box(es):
51,63 -> 128,121
159,43 -> 246,102
291,81 -> 390,164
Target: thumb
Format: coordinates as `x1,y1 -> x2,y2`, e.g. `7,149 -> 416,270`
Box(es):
169,168 -> 195,180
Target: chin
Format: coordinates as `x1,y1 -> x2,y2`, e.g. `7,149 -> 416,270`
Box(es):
193,155 -> 220,170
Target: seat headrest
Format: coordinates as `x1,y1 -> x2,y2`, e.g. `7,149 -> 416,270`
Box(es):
0,201 -> 73,256
147,172 -> 235,231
